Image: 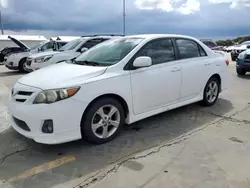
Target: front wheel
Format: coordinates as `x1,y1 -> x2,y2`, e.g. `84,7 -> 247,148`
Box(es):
236,68 -> 246,76
201,77 -> 220,106
81,97 -> 125,144
19,58 -> 28,73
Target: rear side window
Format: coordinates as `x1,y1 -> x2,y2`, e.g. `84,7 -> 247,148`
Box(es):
176,39 -> 206,59
136,38 -> 175,65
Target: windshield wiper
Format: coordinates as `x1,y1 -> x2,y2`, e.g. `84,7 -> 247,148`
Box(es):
74,60 -> 100,66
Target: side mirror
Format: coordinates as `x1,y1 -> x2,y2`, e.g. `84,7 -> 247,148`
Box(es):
247,45 -> 250,49
133,56 -> 152,68
38,47 -> 41,52
81,47 -> 88,53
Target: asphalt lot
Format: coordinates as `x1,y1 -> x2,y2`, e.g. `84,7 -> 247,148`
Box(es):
0,59 -> 250,188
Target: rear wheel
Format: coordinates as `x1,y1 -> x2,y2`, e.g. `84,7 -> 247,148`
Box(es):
236,68 -> 246,76
81,97 -> 125,144
19,58 -> 28,73
201,77 -> 220,106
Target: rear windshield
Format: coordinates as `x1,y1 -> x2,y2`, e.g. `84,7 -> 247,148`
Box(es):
202,41 -> 218,48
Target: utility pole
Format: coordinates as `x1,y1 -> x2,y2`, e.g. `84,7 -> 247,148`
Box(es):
0,9 -> 3,35
123,0 -> 126,36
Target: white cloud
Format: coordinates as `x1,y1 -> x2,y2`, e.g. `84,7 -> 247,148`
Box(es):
134,0 -> 200,14
135,0 -> 250,14
0,0 -> 8,8
209,0 -> 250,8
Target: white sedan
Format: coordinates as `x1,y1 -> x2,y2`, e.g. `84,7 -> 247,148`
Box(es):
9,34 -> 228,145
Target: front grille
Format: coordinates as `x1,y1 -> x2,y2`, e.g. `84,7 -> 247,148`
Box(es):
13,116 -> 30,132
16,99 -> 26,102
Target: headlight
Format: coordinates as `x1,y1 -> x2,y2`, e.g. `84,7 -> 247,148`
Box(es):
43,55 -> 53,62
34,55 -> 53,63
33,87 -> 80,104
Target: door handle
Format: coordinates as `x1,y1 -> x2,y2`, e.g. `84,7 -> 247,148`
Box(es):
204,62 -> 211,66
171,67 -> 180,72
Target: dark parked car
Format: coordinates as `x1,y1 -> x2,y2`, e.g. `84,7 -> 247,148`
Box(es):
236,50 -> 250,76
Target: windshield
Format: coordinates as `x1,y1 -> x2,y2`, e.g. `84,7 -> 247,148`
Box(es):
30,41 -> 48,51
59,38 -> 83,51
74,38 -> 143,66
241,41 -> 250,45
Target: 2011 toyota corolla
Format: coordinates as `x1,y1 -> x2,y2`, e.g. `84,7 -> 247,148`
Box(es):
9,34 -> 229,145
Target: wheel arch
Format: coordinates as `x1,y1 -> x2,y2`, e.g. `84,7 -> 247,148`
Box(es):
210,73 -> 221,92
80,93 -> 130,127
19,57 -> 27,66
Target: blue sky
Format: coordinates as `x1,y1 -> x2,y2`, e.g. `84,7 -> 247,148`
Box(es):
1,0 -> 250,39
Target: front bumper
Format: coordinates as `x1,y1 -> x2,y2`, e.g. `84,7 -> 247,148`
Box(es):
236,58 -> 250,71
9,82 -> 85,144
5,64 -> 19,70
28,60 -> 52,71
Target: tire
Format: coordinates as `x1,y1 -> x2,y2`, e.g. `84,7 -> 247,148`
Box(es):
231,54 -> 237,61
236,68 -> 246,76
201,77 -> 220,106
19,58 -> 28,73
81,97 -> 125,144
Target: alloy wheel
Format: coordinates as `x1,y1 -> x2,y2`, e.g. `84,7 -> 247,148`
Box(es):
91,105 -> 121,139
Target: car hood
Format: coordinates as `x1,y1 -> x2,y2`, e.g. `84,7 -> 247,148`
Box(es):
29,51 -> 60,59
8,36 -> 30,50
18,62 -> 107,90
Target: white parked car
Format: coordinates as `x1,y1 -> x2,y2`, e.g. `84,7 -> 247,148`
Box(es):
4,38 -> 67,72
26,35 -> 120,71
9,34 -> 228,145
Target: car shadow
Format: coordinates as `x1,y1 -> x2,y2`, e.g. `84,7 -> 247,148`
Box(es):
0,71 -> 25,77
0,98 -> 233,188
237,73 -> 250,80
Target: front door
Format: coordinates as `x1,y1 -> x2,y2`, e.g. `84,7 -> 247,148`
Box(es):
130,38 -> 182,115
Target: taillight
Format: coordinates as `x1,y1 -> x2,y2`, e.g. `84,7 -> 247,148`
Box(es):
225,60 -> 229,66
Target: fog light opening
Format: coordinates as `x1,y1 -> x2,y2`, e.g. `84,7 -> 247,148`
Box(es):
42,120 -> 54,134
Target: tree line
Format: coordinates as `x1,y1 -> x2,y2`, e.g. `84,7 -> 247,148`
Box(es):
216,36 -> 250,46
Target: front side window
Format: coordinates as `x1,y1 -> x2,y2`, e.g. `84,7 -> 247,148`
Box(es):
135,38 -> 175,65
73,38 -> 143,66
30,41 -> 48,51
176,39 -> 202,59
41,41 -> 54,51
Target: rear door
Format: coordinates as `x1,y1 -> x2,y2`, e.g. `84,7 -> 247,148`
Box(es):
174,38 -> 214,101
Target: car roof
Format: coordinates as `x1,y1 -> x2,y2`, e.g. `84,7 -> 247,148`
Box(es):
124,34 -> 199,41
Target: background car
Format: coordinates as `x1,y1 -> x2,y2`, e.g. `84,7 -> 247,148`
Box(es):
26,34 -> 123,71
9,34 -> 228,145
236,49 -> 250,75
4,39 -> 67,72
231,41 -> 250,61
200,40 -> 224,51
